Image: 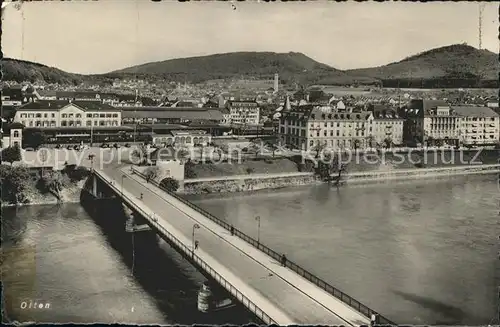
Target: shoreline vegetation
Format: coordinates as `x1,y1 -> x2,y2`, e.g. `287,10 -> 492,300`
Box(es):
2,149 -> 499,207
0,164 -> 89,208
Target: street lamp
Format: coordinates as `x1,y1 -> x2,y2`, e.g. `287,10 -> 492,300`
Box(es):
192,223 -> 200,252
121,174 -> 127,198
255,216 -> 261,244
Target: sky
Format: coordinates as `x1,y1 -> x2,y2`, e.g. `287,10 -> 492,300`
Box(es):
2,0 -> 498,75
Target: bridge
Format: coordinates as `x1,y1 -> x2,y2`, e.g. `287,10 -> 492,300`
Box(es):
85,164 -> 395,325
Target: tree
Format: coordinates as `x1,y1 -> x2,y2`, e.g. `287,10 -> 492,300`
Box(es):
353,139 -> 361,153
0,165 -> 31,204
310,142 -> 327,158
1,145 -> 22,165
184,159 -> 197,178
315,152 -> 348,182
131,144 -> 148,165
383,137 -> 393,149
434,139 -> 444,147
426,136 -> 434,147
144,166 -> 159,183
249,138 -> 263,158
159,177 -> 179,192
366,135 -> 375,149
177,147 -> 190,161
24,129 -> 47,149
266,139 -> 279,158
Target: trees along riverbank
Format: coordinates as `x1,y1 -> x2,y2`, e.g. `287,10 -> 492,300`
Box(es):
0,163 -> 91,207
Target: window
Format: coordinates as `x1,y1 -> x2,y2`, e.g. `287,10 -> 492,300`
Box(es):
21,113 -> 27,118
99,114 -> 105,118
87,114 -> 92,118
86,121 -> 92,126
44,113 -> 48,118
93,114 -> 99,118
13,131 -> 19,138
106,114 -> 112,118
36,113 -> 42,118
51,113 -> 55,118
62,114 -> 67,118
76,114 -> 82,118
112,114 -> 118,118
50,121 -> 56,127
61,120 -> 67,126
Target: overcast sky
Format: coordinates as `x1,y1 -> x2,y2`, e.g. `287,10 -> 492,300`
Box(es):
2,0 -> 498,74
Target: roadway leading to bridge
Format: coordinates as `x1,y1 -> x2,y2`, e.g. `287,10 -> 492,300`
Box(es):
99,164 -> 371,325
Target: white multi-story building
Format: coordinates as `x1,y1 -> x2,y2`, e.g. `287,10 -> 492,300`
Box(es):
453,106 -> 499,145
372,110 -> 405,147
14,100 -> 122,128
227,100 -> 260,125
403,99 -> 461,146
278,104 -> 375,151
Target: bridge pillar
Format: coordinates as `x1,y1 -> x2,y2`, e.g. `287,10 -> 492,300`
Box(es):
197,281 -> 233,313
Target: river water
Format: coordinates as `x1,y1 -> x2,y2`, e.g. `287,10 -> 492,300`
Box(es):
2,174 -> 499,325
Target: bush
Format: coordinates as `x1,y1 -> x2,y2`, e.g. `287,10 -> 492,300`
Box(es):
1,145 -> 22,165
144,166 -> 160,183
246,167 -> 255,174
0,165 -> 31,204
159,177 -> 180,192
184,159 -> 197,178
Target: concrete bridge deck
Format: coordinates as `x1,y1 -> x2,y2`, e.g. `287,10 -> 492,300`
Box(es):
95,165 -> 372,325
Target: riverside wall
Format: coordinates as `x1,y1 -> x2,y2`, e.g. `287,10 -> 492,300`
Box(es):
181,164 -> 500,195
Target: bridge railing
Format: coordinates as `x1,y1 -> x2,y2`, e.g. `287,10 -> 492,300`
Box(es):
131,167 -> 395,325
94,170 -> 277,325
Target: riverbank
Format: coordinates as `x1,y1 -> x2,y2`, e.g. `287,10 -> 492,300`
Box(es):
180,164 -> 500,195
0,165 -> 88,208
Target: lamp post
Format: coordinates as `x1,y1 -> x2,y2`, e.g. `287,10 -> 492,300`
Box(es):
121,174 -> 127,198
255,216 -> 261,244
192,223 -> 200,252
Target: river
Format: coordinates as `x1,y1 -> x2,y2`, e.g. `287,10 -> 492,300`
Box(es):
1,174 -> 499,325
189,174 -> 500,325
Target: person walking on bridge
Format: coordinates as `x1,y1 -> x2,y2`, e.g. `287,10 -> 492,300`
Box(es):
280,254 -> 287,267
230,225 -> 234,236
195,240 -> 199,250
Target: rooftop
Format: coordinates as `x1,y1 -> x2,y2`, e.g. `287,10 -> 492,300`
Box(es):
451,106 -> 500,118
17,100 -> 119,112
121,108 -> 224,121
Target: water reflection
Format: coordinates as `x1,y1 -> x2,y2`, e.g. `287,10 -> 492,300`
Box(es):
189,174 -> 499,325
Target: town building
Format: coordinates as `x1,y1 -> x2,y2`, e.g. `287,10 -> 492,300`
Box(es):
226,99 -> 260,125
278,105 -> 375,151
402,99 -> 461,146
1,122 -> 24,149
14,100 -> 122,128
120,107 -> 224,125
367,105 -> 405,146
152,130 -> 211,148
452,106 -> 499,146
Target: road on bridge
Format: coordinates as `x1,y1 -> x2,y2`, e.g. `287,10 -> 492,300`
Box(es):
100,164 -> 370,326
